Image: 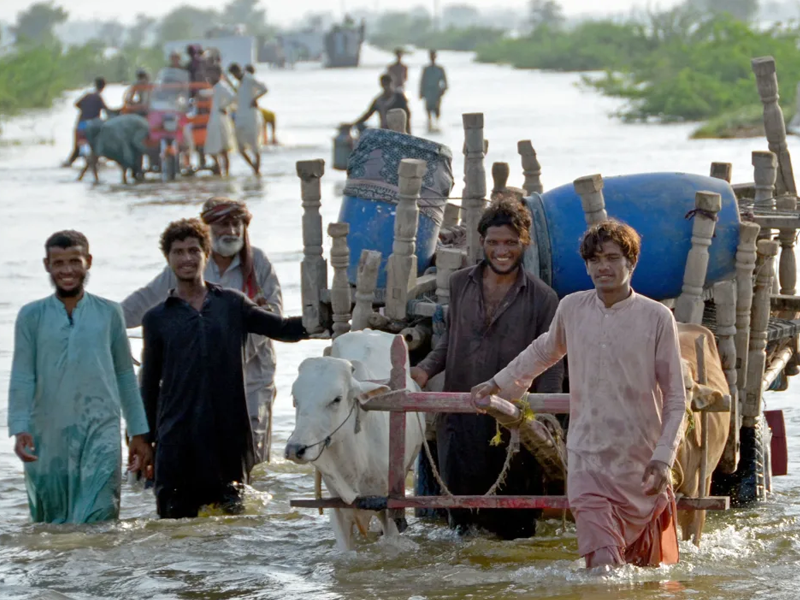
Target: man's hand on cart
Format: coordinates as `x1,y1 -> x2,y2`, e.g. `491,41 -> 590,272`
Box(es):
470,378 -> 500,413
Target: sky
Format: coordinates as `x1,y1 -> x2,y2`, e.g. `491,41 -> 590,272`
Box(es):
0,0 -> 685,26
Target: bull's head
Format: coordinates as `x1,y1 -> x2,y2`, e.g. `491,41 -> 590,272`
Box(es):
285,356 -> 389,464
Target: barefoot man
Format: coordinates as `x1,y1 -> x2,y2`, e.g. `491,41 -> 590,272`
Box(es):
472,220 -> 686,568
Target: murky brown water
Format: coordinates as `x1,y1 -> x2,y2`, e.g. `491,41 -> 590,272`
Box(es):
1,48 -> 799,599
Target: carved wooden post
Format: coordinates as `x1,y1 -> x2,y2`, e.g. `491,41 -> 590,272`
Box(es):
463,113 -> 487,265
491,162 -> 510,198
435,247 -> 464,304
297,159 -> 327,334
752,57 -> 797,196
734,222 -> 760,409
328,222 -> 351,338
743,239 -> 779,424
351,249 -> 381,331
574,174 -> 608,226
387,108 -> 408,134
518,140 -> 543,194
753,150 -> 778,209
386,158 -> 426,321
710,162 -> 733,182
715,280 -> 739,474
443,203 -> 460,228
674,191 -> 721,324
776,193 -> 797,296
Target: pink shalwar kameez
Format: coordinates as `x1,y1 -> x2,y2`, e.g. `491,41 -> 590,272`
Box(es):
493,290 -> 686,566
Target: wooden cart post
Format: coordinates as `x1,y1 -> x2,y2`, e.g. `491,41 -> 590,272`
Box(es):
743,240 -> 780,424
387,108 -> 408,134
351,250 -> 382,331
776,193 -> 798,297
674,191 -> 722,325
435,247 -> 464,304
752,57 -> 797,197
491,161 -> 510,199
715,280 -> 739,474
328,222 -> 351,338
752,150 -> 777,210
386,158 -> 427,321
574,174 -> 608,226
710,162 -> 733,182
297,159 -> 328,334
463,113 -> 487,265
518,140 -> 543,194
721,222 -> 762,471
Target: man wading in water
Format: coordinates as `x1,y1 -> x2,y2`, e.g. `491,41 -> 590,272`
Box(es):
8,231 -> 152,523
140,219 -> 308,518
352,74 -> 411,134
123,198 -> 283,464
410,199 -> 563,538
472,220 -> 686,569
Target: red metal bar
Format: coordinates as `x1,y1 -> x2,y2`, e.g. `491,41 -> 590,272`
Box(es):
388,410 -> 407,521
362,392 -> 570,414
291,495 -> 730,511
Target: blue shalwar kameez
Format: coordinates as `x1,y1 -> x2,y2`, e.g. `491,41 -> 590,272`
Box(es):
7,293 -> 149,523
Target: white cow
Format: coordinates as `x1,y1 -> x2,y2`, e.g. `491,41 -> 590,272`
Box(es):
285,330 -> 425,550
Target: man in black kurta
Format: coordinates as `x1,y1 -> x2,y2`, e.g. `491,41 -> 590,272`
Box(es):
140,219 -> 307,518
411,199 -> 564,539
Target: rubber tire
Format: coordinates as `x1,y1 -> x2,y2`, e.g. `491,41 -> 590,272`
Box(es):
711,417 -> 767,506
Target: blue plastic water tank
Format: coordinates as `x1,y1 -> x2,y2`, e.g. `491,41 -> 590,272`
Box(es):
339,128 -> 454,286
525,173 -> 741,300
339,196 -> 439,287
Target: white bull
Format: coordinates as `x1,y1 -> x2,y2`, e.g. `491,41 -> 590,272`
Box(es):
285,330 -> 425,550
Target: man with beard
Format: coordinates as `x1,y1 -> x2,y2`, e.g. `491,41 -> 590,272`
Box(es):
140,219 -> 307,518
409,198 -> 563,538
7,231 -> 152,523
122,197 -> 282,463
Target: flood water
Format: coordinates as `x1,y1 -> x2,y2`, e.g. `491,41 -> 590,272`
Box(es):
1,47 -> 799,599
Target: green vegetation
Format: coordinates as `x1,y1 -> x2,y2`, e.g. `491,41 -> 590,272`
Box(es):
0,0 -> 273,122
368,11 -> 504,52
476,1 -> 800,135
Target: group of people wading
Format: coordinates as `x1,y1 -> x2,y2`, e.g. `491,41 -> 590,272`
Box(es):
352,48 -> 449,134
65,45 -> 275,178
8,194 -> 686,571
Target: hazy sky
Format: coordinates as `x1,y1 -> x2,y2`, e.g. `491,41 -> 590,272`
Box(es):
1,0 -> 684,25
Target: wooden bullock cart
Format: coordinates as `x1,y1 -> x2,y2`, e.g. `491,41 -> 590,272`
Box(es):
290,55 -> 800,521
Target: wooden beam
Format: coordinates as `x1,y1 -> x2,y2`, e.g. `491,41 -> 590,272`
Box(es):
361,391 -> 571,414
406,273 -> 437,299
291,495 -> 730,511
771,294 -> 800,312
750,215 -> 800,230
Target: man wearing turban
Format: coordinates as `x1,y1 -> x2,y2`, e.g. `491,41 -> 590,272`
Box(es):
121,197 -> 282,463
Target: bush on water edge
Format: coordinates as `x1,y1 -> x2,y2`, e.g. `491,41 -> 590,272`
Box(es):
0,42 -> 163,120
475,10 -> 800,130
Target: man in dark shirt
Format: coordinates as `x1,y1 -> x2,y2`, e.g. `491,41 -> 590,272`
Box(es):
64,77 -> 108,167
140,218 -> 309,518
410,198 -> 564,539
353,74 -> 411,134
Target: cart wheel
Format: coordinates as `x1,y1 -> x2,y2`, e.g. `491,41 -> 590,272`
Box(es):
711,416 -> 768,506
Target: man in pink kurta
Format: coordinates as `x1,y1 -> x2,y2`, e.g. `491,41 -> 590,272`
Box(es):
473,220 -> 686,568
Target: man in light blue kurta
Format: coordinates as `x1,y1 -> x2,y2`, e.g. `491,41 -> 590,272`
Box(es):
8,230 -> 151,524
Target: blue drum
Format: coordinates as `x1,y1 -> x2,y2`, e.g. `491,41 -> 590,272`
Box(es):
340,128 -> 454,287
523,173 -> 741,300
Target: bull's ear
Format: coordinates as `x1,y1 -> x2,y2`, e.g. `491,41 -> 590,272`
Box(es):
354,380 -> 390,405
